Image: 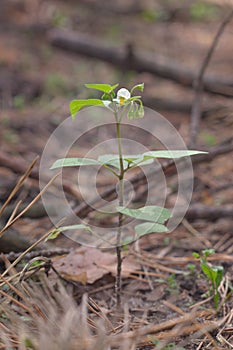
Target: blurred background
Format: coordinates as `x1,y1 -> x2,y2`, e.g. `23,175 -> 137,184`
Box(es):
0,0 -> 232,251
0,0 -> 232,144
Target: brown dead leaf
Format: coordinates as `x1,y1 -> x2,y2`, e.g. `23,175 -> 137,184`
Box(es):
59,271 -> 87,285
52,247 -> 141,284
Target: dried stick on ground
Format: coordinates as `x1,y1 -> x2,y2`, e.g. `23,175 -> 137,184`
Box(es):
48,29 -> 233,97
185,204 -> 233,221
190,9 -> 233,147
0,151 -> 81,200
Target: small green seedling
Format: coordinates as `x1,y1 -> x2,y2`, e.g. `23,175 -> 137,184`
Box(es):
166,273 -> 179,295
193,249 -> 223,308
187,263 -> 196,275
50,83 -> 206,306
24,337 -> 36,350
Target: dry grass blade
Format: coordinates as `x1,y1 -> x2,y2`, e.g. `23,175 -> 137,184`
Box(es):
0,274 -> 29,303
88,297 -> 115,333
104,309 -> 218,347
162,300 -> 185,316
0,172 -> 60,237
0,289 -> 31,313
5,200 -> 22,226
0,269 -> 230,349
0,226 -> 57,279
0,276 -> 138,349
132,250 -> 184,274
0,156 -> 39,217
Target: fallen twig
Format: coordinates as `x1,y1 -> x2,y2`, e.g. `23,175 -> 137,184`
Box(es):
185,204 -> 233,221
0,248 -> 70,263
0,151 -> 81,200
48,29 -> 233,97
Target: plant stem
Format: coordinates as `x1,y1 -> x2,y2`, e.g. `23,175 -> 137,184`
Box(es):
115,119 -> 125,307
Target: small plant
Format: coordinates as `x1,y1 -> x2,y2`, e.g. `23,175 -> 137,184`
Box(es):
186,263 -> 197,275
166,273 -> 179,295
199,131 -> 217,146
50,83 -> 206,306
193,249 -> 224,308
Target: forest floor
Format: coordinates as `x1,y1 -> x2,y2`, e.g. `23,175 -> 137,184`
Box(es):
0,1 -> 233,349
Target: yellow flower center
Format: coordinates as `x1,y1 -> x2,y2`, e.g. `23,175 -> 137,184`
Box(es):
119,97 -> 125,105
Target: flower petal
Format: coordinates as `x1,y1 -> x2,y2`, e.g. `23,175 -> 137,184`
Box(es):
117,88 -> 131,101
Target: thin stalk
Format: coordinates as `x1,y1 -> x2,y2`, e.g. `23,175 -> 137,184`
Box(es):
115,116 -> 125,307
102,164 -> 119,177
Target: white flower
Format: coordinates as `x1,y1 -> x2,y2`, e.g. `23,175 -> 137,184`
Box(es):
116,88 -> 131,105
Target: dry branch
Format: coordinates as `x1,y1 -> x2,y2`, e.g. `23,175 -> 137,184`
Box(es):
48,29 -> 233,97
186,204 -> 233,221
0,151 -> 81,200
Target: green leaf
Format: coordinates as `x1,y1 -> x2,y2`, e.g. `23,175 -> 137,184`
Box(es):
98,154 -> 154,170
30,260 -> 45,267
201,261 -> 215,282
124,155 -> 153,167
135,222 -> 168,237
45,229 -> 61,241
117,205 -> 172,224
127,102 -> 138,120
127,99 -> 144,119
46,224 -> 92,241
123,155 -> 144,163
202,249 -> 215,258
143,150 -> 208,159
98,154 -> 128,170
50,157 -> 100,169
57,224 -> 92,232
84,83 -> 119,93
137,104 -> 144,118
213,266 -> 223,288
131,83 -> 144,94
70,99 -> 104,119
214,292 -> 219,309
128,96 -> 142,102
192,252 -> 200,259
